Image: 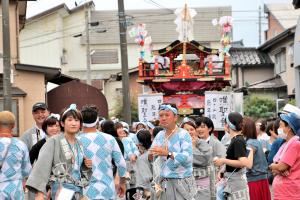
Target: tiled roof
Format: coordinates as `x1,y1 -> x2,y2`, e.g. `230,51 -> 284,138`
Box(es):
230,47 -> 273,67
85,6 -> 231,45
265,3 -> 300,29
248,76 -> 286,89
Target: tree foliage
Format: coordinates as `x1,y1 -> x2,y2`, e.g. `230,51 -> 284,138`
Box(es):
110,96 -> 139,122
288,98 -> 296,106
244,95 -> 276,119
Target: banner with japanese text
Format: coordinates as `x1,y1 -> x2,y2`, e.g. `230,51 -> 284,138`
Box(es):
138,93 -> 163,122
205,91 -> 243,130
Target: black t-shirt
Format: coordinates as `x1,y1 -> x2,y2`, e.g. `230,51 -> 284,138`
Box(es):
29,138 -> 46,165
225,135 -> 247,172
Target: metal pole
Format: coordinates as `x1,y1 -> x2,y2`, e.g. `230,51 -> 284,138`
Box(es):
2,0 -> 12,110
258,6 -> 262,45
118,0 -> 131,124
294,17 -> 300,107
85,5 -> 91,85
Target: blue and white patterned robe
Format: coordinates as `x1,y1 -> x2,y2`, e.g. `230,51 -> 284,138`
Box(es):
0,138 -> 31,200
78,132 -> 127,200
121,137 -> 139,161
151,128 -> 193,178
128,132 -> 139,145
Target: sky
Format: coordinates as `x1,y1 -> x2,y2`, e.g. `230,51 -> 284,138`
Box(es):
27,0 -> 293,47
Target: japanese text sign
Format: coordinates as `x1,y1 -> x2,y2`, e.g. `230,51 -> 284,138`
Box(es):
138,93 -> 163,122
205,91 -> 243,130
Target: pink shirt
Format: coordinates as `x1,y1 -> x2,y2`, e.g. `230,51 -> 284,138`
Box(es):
273,139 -> 300,200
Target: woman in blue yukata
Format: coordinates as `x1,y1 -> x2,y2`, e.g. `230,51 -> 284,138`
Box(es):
26,104 -> 92,200
115,122 -> 140,188
149,103 -> 196,200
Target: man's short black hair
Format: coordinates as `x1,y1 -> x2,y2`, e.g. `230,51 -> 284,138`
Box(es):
81,105 -> 99,124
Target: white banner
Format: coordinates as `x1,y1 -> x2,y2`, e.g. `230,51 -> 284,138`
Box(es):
138,93 -> 163,122
205,91 -> 243,130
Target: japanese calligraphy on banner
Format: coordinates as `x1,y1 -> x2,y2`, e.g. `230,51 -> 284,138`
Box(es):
138,93 -> 163,122
205,91 -> 243,130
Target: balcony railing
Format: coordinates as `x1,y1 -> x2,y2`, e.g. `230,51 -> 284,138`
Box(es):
138,55 -> 231,79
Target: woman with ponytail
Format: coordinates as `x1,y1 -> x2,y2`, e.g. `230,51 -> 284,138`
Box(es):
214,112 -> 253,200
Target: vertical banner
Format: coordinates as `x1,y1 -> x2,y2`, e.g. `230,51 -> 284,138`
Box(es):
138,93 -> 163,122
205,91 -> 243,130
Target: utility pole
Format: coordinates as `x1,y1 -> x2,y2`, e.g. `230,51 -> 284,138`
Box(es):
258,6 -> 262,45
118,0 -> 131,124
295,17 -> 300,107
2,0 -> 12,111
85,4 -> 91,85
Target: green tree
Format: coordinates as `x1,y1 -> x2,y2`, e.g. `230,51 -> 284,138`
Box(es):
244,95 -> 276,119
288,98 -> 296,106
110,96 -> 139,122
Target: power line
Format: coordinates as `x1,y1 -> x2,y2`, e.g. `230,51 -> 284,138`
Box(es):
21,22 -> 86,42
20,6 -> 300,42
20,31 -> 82,48
142,0 -> 174,13
19,5 -> 300,44
20,15 -> 298,45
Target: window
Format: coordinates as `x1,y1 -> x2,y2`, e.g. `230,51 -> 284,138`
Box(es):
275,48 -> 286,74
0,99 -> 19,136
289,43 -> 294,66
91,49 -> 118,64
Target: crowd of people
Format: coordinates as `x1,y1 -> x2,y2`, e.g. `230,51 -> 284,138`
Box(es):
0,101 -> 300,200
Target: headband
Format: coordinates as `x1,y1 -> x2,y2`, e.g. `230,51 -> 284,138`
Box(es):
47,113 -> 60,120
62,104 -> 78,118
83,117 -> 99,128
146,121 -> 155,129
181,117 -> 196,127
225,114 -> 237,131
159,104 -> 178,115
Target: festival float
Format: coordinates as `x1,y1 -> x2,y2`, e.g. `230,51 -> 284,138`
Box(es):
131,4 -> 233,116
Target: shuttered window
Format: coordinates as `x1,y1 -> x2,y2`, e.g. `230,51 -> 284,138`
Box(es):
91,49 -> 118,64
275,49 -> 286,74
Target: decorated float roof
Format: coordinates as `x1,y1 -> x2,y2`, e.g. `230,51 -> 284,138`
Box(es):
152,40 -> 219,56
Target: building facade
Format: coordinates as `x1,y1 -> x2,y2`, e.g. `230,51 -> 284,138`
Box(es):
259,4 -> 300,99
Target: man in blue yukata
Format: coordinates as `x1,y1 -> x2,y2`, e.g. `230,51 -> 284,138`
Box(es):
149,103 -> 196,200
78,105 -> 127,200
